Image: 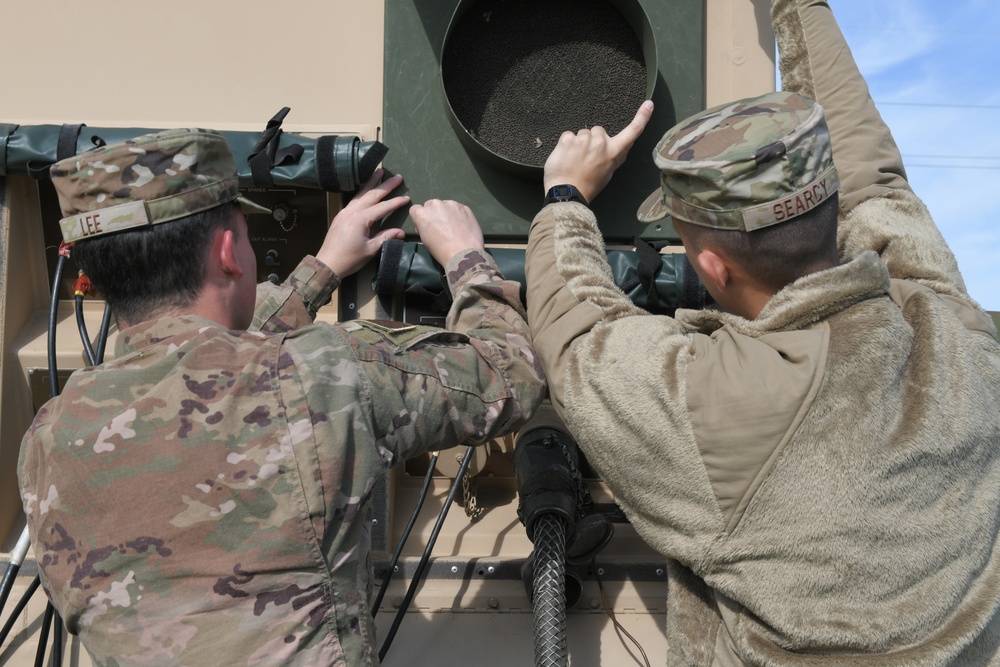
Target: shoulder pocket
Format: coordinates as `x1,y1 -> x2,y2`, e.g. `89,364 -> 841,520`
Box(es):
344,319 -> 503,399
342,319 -> 471,352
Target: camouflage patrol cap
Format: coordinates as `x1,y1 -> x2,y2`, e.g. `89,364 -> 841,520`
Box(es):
637,91 -> 840,232
51,128 -> 270,243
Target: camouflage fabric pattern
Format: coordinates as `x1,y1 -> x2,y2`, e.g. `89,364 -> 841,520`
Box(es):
51,128 -> 269,244
636,90 -> 840,232
252,256 -> 342,332
18,250 -> 545,666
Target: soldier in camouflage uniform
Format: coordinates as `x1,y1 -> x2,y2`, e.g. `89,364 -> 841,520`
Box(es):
525,0 -> 1000,664
18,128 -> 545,665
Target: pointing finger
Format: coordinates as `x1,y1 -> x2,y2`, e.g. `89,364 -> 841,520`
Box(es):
610,100 -> 654,154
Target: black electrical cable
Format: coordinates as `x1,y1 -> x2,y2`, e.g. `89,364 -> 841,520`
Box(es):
0,526 -> 31,625
33,602 -> 53,667
28,248 -> 68,663
52,614 -> 64,665
0,566 -> 17,625
96,302 -> 112,363
378,445 -> 476,662
0,576 -> 40,647
0,255 -> 68,650
47,254 -> 68,397
371,452 -> 440,618
0,252 -> 67,653
8,252 -> 110,661
75,293 -> 98,366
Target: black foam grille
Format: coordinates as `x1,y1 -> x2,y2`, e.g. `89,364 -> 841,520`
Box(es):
443,0 -> 647,167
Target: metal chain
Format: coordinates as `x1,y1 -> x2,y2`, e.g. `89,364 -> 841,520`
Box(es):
461,466 -> 484,520
274,204 -> 298,233
553,434 -> 588,517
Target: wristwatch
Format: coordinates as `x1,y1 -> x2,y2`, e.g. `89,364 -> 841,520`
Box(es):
544,184 -> 589,207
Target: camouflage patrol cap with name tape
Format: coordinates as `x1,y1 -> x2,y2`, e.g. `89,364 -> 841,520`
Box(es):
637,91 -> 840,232
51,127 -> 270,243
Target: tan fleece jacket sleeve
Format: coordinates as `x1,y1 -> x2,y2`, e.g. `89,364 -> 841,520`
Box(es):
526,202 -> 728,562
772,0 -> 978,305
526,202 -> 663,412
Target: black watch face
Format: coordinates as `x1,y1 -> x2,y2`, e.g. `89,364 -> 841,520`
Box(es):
547,184 -> 585,205
545,183 -> 588,206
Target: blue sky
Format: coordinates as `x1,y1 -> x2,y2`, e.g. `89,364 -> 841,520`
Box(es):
821,1 -> 1000,310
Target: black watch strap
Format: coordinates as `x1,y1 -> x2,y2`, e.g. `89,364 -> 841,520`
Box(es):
544,184 -> 589,207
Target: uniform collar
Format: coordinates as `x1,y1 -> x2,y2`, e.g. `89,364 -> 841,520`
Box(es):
114,314 -> 228,358
675,250 -> 890,336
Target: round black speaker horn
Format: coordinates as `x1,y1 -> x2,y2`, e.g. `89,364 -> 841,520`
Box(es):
441,0 -> 657,180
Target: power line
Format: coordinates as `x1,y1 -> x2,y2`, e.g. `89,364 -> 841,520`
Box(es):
903,154 -> 1000,170
905,164 -> 1000,170
880,101 -> 1000,110
903,154 -> 1000,161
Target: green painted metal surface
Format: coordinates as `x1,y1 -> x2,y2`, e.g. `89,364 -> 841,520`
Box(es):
383,0 -> 704,242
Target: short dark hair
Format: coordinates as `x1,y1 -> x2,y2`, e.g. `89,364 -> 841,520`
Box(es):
679,193 -> 840,293
72,203 -> 239,325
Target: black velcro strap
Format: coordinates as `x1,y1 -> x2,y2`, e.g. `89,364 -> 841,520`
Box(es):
680,254 -> 712,309
315,134 -> 341,192
357,141 -> 388,182
373,238 -> 404,295
0,123 -> 18,177
247,107 -> 291,187
27,123 -> 86,180
57,124 -> 85,161
633,236 -> 670,309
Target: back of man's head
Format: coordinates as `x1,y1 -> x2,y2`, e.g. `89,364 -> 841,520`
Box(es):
49,128 -> 268,325
637,91 -> 841,292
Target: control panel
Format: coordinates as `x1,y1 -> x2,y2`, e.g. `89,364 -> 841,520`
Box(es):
241,187 -> 333,284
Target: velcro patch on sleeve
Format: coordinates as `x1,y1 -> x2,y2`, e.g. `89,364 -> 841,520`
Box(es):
344,319 -> 469,350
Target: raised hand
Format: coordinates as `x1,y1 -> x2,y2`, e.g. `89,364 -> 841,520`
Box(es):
316,168 -> 410,277
543,100 -> 654,204
409,199 -> 485,267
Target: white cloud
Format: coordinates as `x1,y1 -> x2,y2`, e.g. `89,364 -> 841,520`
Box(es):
832,3 -> 940,78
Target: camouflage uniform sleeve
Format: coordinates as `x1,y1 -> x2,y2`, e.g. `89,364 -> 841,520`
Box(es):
339,248 -> 546,464
250,255 -> 340,333
772,0 -> 975,303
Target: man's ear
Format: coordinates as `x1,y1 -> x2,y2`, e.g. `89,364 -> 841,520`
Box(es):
691,248 -> 730,293
216,229 -> 245,280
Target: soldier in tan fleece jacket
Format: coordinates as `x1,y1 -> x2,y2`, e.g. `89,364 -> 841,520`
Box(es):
524,1 -> 1000,664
